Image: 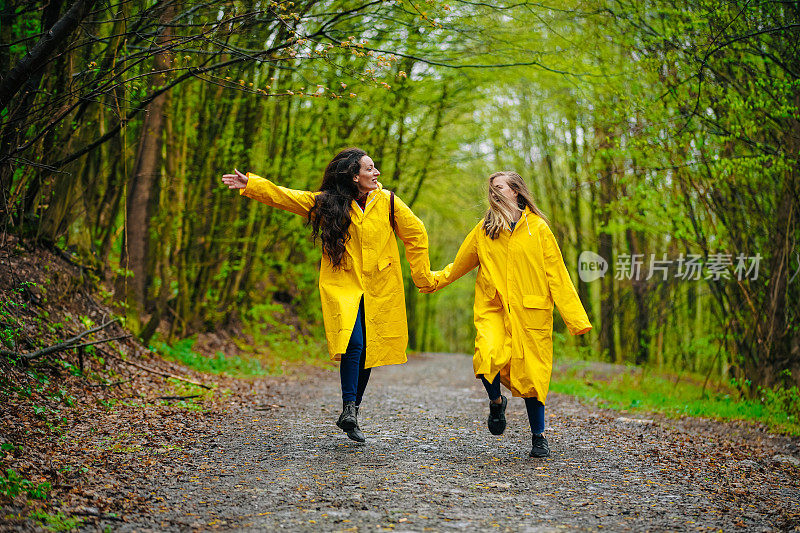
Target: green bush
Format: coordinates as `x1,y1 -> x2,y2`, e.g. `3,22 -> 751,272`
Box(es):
759,384 -> 800,428
0,468 -> 51,500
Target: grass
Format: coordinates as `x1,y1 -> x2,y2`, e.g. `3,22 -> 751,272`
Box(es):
28,510 -> 82,532
551,357 -> 800,435
152,338 -> 278,377
151,308 -> 330,378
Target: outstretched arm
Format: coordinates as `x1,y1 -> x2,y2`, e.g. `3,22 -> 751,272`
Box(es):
393,194 -> 437,290
421,224 -> 480,293
222,169 -> 316,216
541,224 -> 592,335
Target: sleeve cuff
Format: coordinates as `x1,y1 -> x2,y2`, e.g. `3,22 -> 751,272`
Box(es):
239,172 -> 255,196
571,325 -> 592,335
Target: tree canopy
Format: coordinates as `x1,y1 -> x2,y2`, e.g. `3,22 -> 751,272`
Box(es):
1,0 -> 797,393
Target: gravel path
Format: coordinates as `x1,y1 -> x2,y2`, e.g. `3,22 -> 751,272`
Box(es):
109,353 -> 800,532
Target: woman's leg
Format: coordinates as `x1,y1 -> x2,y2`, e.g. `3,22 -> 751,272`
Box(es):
355,353 -> 371,406
339,299 -> 365,403
355,299 -> 371,406
337,298 -> 367,442
524,397 -> 545,435
480,374 -> 501,401
525,397 -> 549,458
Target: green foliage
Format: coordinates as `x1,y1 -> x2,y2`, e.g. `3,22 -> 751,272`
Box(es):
552,359 -> 800,435
1,0 -> 795,394
244,302 -> 326,362
28,510 -> 82,532
151,299 -> 328,377
153,338 -> 274,376
1,443 -> 19,453
0,282 -> 37,351
57,359 -> 84,377
757,383 -> 800,429
0,469 -> 51,500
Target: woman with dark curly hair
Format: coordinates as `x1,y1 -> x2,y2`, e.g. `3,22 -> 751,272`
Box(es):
222,148 -> 435,442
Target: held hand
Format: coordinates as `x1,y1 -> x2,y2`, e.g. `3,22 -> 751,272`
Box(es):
221,168 -> 248,189
419,286 -> 437,294
418,277 -> 440,294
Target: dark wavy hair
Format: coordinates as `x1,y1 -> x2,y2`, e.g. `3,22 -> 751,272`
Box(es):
307,147 -> 366,269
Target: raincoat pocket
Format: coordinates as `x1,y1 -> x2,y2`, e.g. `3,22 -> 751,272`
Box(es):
522,294 -> 553,330
378,258 -> 392,271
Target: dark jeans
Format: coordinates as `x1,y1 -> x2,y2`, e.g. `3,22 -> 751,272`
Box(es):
340,298 -> 371,405
481,374 -> 545,435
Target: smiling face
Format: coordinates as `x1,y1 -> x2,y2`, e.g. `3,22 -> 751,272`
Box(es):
491,174 -> 518,202
353,155 -> 380,195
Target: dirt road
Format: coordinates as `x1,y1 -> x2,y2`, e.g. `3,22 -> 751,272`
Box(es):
111,353 -> 799,532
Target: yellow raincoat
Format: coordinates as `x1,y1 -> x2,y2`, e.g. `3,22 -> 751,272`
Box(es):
428,208 -> 592,403
240,173 -> 435,368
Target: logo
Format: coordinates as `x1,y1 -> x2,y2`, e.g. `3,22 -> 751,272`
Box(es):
579,251 -> 608,282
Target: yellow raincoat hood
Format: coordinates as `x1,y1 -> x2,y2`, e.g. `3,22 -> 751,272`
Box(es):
241,174 -> 435,368
428,209 -> 592,403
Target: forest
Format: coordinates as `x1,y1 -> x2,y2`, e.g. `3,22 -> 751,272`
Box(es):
1,1 -> 799,530
1,0 -> 798,395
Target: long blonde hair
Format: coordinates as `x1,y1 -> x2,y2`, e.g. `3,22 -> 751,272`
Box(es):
483,171 -> 549,239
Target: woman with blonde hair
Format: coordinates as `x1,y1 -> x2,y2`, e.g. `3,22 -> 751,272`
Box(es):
422,171 -> 591,457
223,147 -> 436,442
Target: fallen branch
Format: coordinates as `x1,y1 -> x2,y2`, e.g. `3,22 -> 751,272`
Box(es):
71,334 -> 132,349
156,395 -> 201,400
86,376 -> 139,388
254,404 -> 283,411
71,508 -> 124,521
0,318 -> 121,361
117,358 -> 212,390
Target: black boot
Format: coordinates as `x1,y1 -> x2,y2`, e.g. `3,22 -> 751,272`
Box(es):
487,395 -> 508,435
346,405 -> 366,443
336,401 -> 357,431
530,433 -> 550,458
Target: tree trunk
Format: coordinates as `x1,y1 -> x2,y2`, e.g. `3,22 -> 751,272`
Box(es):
625,227 -> 650,365
118,4 -> 174,323
569,118 -> 592,345
595,123 -> 616,362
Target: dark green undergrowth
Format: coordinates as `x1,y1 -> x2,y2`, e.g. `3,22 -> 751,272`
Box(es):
152,338 -> 276,376
27,510 -> 83,532
551,356 -> 800,436
0,467 -> 51,500
151,310 -> 329,378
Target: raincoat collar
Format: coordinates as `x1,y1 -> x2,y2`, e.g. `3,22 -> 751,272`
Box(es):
510,206 -> 534,236
351,182 -> 384,221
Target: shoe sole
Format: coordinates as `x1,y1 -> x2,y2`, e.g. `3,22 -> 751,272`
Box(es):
488,423 -> 506,435
529,451 -> 550,458
346,430 -> 366,443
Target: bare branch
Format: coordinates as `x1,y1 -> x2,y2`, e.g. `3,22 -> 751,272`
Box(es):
115,358 -> 212,390
0,318 -> 121,361
0,0 -> 98,111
